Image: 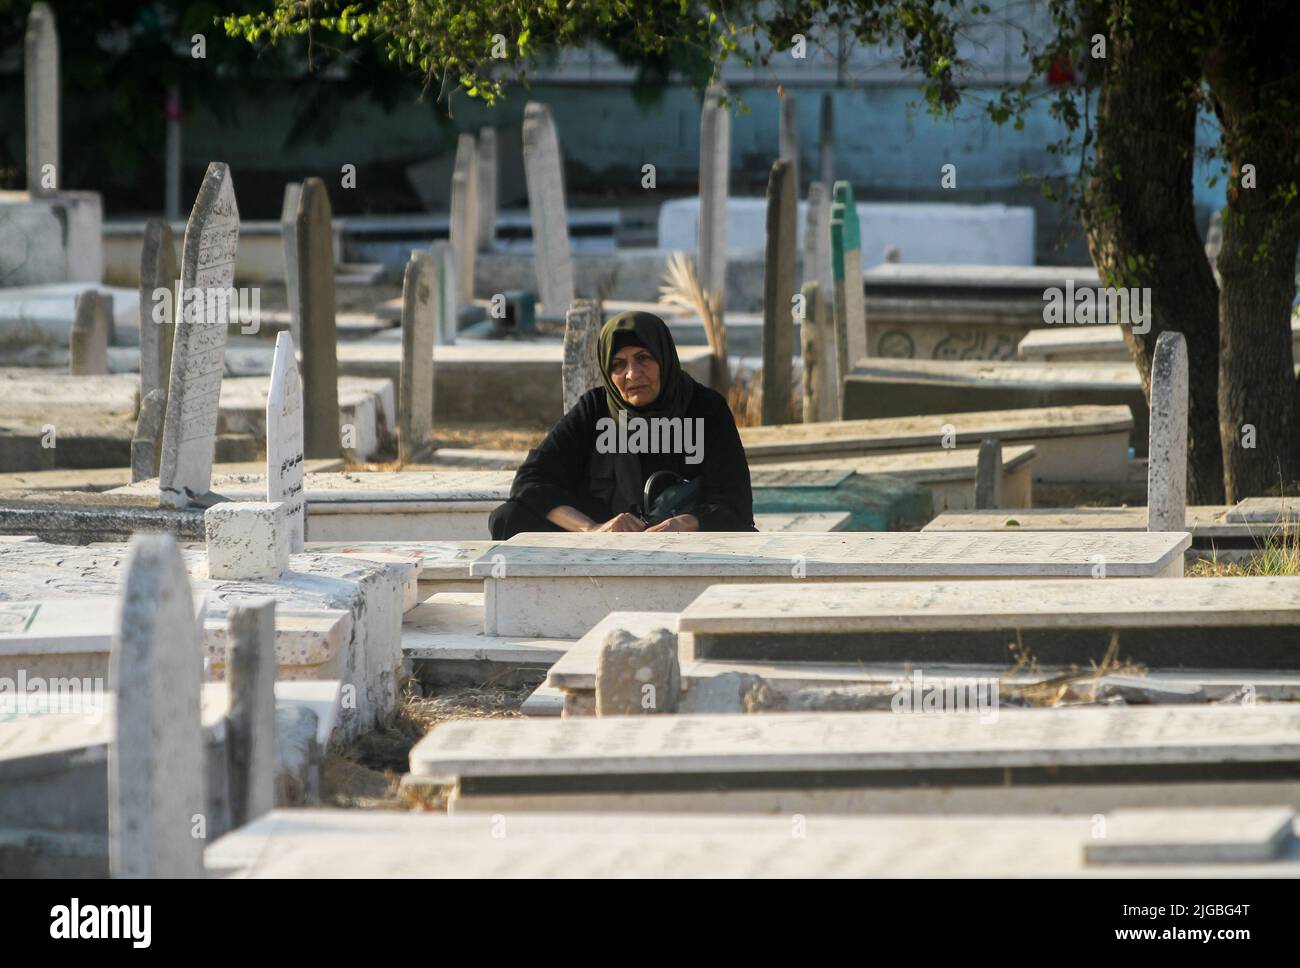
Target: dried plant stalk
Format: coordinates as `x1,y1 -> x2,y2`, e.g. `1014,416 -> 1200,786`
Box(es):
659,251 -> 729,393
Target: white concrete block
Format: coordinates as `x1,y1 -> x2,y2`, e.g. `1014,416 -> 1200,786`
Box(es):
205,501 -> 289,580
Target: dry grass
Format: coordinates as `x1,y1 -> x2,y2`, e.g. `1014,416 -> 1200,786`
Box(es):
1190,511 -> 1300,577
1000,630 -> 1147,707
323,682 -> 532,811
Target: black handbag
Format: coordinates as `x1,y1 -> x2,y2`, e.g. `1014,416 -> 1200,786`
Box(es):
639,470 -> 701,526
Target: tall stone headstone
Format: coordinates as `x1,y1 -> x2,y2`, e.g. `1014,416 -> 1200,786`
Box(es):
1147,330 -> 1188,531
522,102 -> 575,313
109,534 -> 205,878
477,127 -> 498,252
450,133 -> 479,302
431,239 -> 457,344
800,281 -> 824,424
139,218 -> 179,402
805,182 -> 836,421
279,182 -> 302,343
778,90 -> 800,196
829,203 -> 849,420
69,290 -> 110,375
975,439 -> 1003,510
698,83 -> 731,313
226,598 -> 277,830
399,250 -> 435,463
158,162 -> 239,508
266,331 -> 305,552
295,177 -> 340,458
833,181 -> 867,369
818,93 -> 834,189
762,160 -> 797,425
562,299 -> 602,413
24,3 -> 59,196
131,388 -> 167,483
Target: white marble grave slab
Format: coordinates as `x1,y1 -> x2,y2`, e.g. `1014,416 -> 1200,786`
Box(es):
1084,807 -> 1296,865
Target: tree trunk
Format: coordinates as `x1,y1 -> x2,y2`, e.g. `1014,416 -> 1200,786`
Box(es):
1081,11 -> 1225,504
1205,5 -> 1300,500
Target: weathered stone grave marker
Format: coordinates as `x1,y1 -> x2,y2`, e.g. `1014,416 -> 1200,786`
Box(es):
477,127 -> 497,252
562,299 -> 601,413
294,177 -> 340,458
522,102 -> 574,313
975,439 -> 1002,509
109,534 -> 205,878
266,331 -> 306,551
225,598 -> 277,829
431,239 -> 457,345
1147,330 -> 1187,531
761,159 -> 796,425
69,289 -> 110,375
131,387 -> 167,483
450,133 -> 478,303
280,181 -> 302,341
831,181 -> 866,374
698,83 -> 730,315
139,218 -> 179,402
399,250 -> 435,463
159,161 -> 239,508
778,89 -> 799,195
25,3 -> 59,196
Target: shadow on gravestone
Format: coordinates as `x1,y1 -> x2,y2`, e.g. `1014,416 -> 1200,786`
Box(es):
159,161 -> 239,509
109,534 -> 205,878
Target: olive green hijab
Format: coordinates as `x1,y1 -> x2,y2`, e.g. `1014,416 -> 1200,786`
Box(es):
597,311 -> 696,419
591,311 -> 697,512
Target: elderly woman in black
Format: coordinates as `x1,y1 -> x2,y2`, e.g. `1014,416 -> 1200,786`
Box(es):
488,311 -> 755,538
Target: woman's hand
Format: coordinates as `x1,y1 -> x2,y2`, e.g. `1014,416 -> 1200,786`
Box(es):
644,514 -> 700,533
592,513 -> 647,533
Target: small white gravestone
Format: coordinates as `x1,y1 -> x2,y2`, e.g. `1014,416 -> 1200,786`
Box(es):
159,162 -> 239,508
266,332 -> 305,551
1147,330 -> 1188,532
109,534 -> 205,878
204,501 -> 289,580
69,289 -> 110,375
698,83 -> 730,315
521,102 -> 574,313
430,239 -> 457,344
280,181 -> 302,343
225,598 -> 277,829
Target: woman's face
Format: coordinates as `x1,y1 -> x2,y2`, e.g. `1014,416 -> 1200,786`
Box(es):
609,344 -> 661,407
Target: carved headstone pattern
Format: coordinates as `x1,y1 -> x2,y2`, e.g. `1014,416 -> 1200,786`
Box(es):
266,331 -> 306,552
109,535 -> 205,878
24,3 -> 59,195
761,159 -> 796,425
698,83 -> 731,314
159,161 -> 239,508
399,250 -> 435,463
521,102 -> 575,313
139,218 -> 179,401
295,177 -> 340,458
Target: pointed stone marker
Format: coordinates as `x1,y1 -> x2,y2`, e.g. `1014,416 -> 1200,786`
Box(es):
522,102 -> 575,313
295,177 -> 340,458
778,89 -> 800,196
762,159 -> 796,425
450,133 -> 478,301
280,182 -> 302,342
109,534 -> 205,878
562,300 -> 602,413
698,83 -> 731,315
131,388 -> 167,483
266,331 -> 305,551
159,161 -> 239,509
399,250 -> 435,463
69,290 -> 110,375
226,598 -> 277,829
477,127 -> 498,252
975,439 -> 1003,510
24,3 -> 59,196
139,218 -> 179,402
1147,330 -> 1188,531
